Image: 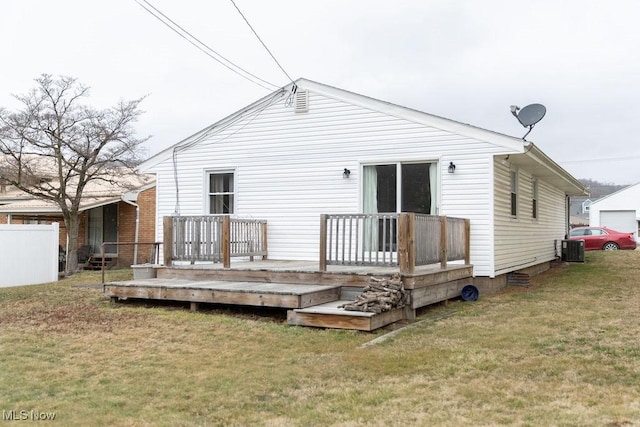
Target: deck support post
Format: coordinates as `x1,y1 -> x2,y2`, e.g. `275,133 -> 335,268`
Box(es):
163,216 -> 173,267
190,302 -> 199,312
398,213 -> 415,274
319,214 -> 327,271
440,216 -> 448,269
222,216 -> 231,268
464,218 -> 471,265
261,222 -> 268,260
403,306 -> 416,321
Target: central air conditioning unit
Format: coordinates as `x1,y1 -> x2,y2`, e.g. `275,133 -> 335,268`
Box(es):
561,239 -> 585,263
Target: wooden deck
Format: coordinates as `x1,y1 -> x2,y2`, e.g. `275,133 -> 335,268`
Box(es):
104,260 -> 474,331
104,278 -> 340,309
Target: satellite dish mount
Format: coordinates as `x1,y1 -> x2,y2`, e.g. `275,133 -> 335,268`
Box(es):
510,103 -> 546,140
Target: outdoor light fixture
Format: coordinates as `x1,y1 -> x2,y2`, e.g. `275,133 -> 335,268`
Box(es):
447,162 -> 456,174
343,168 -> 351,178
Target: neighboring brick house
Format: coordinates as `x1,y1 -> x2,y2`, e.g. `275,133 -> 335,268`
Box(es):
118,184 -> 158,265
0,176 -> 156,268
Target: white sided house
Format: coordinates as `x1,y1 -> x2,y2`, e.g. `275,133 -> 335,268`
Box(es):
140,79 -> 586,286
589,182 -> 640,240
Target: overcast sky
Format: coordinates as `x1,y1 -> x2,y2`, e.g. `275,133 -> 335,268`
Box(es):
2,0 -> 639,185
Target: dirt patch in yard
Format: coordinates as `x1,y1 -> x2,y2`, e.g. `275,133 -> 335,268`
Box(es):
0,286 -> 147,334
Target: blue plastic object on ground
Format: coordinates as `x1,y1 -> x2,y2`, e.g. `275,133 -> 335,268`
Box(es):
461,284 -> 479,301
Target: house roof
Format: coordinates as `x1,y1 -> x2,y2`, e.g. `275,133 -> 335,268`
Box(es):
0,174 -> 155,215
506,143 -> 587,196
0,195 -> 122,214
589,182 -> 640,219
590,181 -> 640,206
139,78 -> 586,195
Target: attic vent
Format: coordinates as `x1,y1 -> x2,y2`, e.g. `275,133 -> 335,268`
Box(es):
295,90 -> 309,113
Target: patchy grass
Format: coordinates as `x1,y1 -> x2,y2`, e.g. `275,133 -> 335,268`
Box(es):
1,254 -> 639,426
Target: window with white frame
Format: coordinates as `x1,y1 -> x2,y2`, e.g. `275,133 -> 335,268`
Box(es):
510,169 -> 518,217
207,172 -> 234,214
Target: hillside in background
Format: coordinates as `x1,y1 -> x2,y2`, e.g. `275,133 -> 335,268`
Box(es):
579,179 -> 627,199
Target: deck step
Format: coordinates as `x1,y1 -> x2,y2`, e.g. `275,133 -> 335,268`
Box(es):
84,256 -> 116,271
104,279 -> 340,309
287,300 -> 405,331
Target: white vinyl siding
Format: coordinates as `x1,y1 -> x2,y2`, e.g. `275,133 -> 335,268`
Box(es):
494,159 -> 566,275
142,80 -> 589,278
147,90 -> 511,275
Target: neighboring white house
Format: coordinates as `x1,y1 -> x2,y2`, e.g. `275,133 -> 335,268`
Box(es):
140,78 -> 586,279
589,182 -> 640,240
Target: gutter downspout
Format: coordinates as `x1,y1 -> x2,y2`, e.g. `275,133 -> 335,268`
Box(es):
121,198 -> 140,264
566,195 -> 571,238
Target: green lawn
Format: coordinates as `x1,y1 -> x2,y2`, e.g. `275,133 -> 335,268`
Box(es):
1,252 -> 639,426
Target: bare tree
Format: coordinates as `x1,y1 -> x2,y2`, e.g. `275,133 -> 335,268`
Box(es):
0,74 -> 148,274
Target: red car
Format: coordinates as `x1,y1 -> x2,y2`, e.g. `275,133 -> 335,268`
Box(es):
569,227 -> 637,251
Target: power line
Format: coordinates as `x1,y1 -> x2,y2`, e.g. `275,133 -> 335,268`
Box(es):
172,89 -> 286,214
229,0 -> 295,84
559,154 -> 640,164
134,0 -> 278,91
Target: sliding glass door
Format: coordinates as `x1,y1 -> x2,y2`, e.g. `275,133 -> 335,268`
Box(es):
363,162 -> 437,215
88,204 -> 118,255
362,162 -> 437,252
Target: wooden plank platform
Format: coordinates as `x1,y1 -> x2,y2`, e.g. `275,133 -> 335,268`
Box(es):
287,300 -> 405,331
157,260 -> 473,289
104,279 -> 340,309
104,260 -> 475,331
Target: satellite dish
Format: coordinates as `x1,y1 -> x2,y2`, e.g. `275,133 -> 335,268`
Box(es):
516,104 -> 546,127
510,103 -> 547,140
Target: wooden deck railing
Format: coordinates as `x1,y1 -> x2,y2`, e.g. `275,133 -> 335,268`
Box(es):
163,216 -> 267,268
320,213 -> 470,273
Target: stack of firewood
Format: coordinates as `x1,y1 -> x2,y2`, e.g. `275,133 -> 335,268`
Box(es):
339,273 -> 408,313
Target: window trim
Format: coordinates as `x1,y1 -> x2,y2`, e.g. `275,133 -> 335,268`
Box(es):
532,178 -> 538,219
510,168 -> 518,218
205,170 -> 236,215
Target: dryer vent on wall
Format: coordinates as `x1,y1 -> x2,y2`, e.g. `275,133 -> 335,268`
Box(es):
295,90 -> 309,113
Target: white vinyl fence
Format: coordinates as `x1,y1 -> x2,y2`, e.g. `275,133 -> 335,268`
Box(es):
0,223 -> 59,287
